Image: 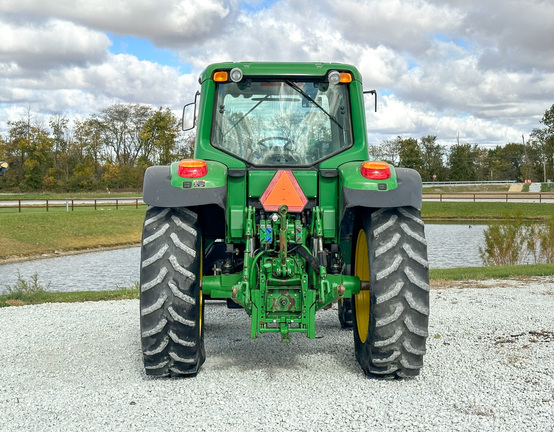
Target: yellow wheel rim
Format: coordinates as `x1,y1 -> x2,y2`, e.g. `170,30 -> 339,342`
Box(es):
199,289 -> 203,334
354,229 -> 370,343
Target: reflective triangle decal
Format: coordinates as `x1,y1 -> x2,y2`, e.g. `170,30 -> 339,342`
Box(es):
259,170 -> 308,212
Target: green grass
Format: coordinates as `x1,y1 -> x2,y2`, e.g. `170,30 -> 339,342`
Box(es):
0,207 -> 145,259
1,272 -> 139,307
0,286 -> 139,308
422,201 -> 554,220
430,263 -> 554,281
542,183 -> 554,192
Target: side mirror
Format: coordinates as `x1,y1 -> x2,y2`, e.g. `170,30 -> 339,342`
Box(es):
182,91 -> 200,131
363,89 -> 377,112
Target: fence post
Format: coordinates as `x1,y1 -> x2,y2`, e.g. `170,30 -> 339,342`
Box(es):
46,199 -> 49,212
135,198 -> 138,209
72,199 -> 74,211
95,199 -> 97,210
19,199 -> 21,213
116,199 -> 119,210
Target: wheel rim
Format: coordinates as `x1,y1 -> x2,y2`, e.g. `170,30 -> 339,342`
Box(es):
354,229 -> 370,343
199,289 -> 203,334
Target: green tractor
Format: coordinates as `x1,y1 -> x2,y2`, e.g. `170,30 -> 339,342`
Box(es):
140,62 -> 429,379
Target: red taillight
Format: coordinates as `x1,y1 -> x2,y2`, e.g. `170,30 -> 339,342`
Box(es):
177,160 -> 208,178
360,161 -> 391,180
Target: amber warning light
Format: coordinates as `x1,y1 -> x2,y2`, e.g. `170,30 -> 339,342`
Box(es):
213,71 -> 229,82
260,170 -> 308,212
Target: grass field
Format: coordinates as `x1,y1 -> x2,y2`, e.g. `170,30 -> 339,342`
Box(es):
421,201 -> 554,220
0,207 -> 145,260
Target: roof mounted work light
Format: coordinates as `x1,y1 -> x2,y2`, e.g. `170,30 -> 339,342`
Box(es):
230,68 -> 243,82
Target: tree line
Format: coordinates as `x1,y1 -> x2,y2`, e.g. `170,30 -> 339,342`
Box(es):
0,103 -> 553,191
370,104 -> 554,183
0,104 -> 193,191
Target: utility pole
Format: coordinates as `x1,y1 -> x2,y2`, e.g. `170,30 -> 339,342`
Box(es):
522,134 -> 530,180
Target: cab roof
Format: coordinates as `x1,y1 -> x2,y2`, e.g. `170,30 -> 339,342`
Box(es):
199,62 -> 363,84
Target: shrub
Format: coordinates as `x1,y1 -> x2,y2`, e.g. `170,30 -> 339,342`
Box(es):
3,271 -> 50,298
479,214 -> 527,265
537,217 -> 554,263
480,215 -> 554,265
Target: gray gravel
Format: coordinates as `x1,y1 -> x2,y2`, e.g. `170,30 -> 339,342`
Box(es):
1,278 -> 553,432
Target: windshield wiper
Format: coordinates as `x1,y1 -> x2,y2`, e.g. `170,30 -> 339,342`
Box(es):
285,80 -> 343,130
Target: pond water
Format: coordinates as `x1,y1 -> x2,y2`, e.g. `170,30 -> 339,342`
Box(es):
0,223 -> 487,294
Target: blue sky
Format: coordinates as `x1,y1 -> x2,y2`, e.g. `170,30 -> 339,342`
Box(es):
107,33 -> 191,73
1,0 -> 553,147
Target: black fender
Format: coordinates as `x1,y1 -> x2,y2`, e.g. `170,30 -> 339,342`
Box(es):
342,168 -> 422,210
143,165 -> 226,209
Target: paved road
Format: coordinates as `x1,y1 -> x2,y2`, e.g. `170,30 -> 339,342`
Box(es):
529,182 -> 542,192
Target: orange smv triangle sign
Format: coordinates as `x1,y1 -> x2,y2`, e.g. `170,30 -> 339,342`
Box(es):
260,170 -> 308,212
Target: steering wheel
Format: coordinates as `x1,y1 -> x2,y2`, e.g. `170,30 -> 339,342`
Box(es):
257,136 -> 293,150
262,152 -> 302,165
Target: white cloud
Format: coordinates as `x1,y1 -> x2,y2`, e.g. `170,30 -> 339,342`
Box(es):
1,0 -> 230,46
327,0 -> 463,54
366,95 -> 525,146
0,19 -> 109,71
0,0 -> 553,148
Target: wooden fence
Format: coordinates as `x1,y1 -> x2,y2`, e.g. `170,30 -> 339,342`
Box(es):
422,193 -> 554,203
0,198 -> 145,212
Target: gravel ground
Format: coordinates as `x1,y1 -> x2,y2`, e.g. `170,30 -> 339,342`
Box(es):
1,278 -> 553,432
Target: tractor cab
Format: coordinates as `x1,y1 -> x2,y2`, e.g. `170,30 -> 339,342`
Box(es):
210,72 -> 353,167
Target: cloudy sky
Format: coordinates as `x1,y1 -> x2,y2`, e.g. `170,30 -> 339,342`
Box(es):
1,0 -> 553,147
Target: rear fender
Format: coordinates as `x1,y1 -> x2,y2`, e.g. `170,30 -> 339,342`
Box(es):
337,163 -> 422,266
338,162 -> 422,211
143,161 -> 227,209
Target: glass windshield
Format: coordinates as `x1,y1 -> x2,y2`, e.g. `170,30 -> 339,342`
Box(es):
211,79 -> 353,166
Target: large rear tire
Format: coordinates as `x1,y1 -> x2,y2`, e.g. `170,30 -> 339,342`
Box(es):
140,206 -> 205,377
352,207 -> 429,378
